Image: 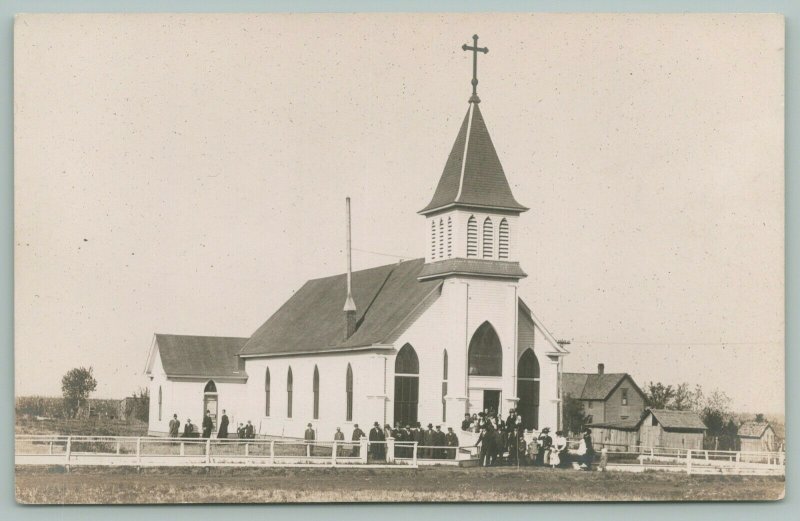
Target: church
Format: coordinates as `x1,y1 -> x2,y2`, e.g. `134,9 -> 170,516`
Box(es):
145,36 -> 569,439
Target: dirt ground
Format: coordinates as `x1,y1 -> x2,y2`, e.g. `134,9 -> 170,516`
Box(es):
15,465 -> 784,504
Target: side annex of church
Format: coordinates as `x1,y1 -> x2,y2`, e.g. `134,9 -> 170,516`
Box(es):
145,36 -> 569,438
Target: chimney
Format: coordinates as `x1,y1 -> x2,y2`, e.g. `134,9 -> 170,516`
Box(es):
343,197 -> 357,338
597,363 -> 605,375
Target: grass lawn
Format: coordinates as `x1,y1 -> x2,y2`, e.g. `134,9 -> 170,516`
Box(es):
15,465 -> 784,503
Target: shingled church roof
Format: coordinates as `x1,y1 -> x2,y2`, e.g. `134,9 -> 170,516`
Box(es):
238,259 -> 443,357
151,334 -> 249,378
419,103 -> 527,215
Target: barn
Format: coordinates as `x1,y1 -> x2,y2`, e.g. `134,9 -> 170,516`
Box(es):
737,421 -> 777,453
588,409 -> 707,452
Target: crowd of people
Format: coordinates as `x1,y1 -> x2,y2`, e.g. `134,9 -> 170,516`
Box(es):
165,408 -> 597,470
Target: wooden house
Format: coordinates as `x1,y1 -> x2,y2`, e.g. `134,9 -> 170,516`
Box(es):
737,421 -> 777,452
562,364 -> 646,426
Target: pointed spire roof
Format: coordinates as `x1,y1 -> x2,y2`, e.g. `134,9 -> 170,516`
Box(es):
420,103 -> 527,215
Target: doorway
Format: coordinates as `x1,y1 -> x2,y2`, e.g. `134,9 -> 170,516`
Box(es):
203,380 -> 218,430
483,390 -> 501,415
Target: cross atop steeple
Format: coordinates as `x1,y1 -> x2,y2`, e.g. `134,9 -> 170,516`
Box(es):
462,34 -> 488,103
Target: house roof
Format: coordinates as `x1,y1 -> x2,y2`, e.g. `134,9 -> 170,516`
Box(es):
587,418 -> 641,430
238,258 -> 443,357
738,421 -> 773,438
648,409 -> 707,431
561,372 -> 632,400
419,103 -> 527,215
154,334 -> 249,378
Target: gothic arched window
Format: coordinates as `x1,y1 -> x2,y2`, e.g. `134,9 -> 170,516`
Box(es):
346,364 -> 354,421
483,217 -> 494,258
287,367 -> 293,419
468,322 -> 502,376
467,216 -> 478,257
264,368 -> 271,417
517,349 -> 541,429
312,365 -> 320,420
394,344 -> 419,426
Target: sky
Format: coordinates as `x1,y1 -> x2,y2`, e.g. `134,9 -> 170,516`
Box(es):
14,13 -> 784,414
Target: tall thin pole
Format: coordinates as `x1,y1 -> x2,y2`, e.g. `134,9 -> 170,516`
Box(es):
344,197 -> 356,312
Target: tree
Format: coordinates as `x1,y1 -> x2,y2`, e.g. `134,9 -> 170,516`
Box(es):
130,387 -> 150,422
755,413 -> 765,423
562,394 -> 588,435
699,389 -> 732,444
671,383 -> 703,411
61,366 -> 98,418
643,382 -> 675,409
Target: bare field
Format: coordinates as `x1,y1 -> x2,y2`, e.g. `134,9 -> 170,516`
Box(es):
15,465 -> 784,503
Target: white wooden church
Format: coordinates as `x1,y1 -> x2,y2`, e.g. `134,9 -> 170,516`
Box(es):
145,37 -> 569,438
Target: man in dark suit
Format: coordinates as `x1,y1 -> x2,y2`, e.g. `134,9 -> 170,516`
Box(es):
433,425 -> 447,459
423,423 -> 436,459
217,410 -> 229,438
333,427 -> 345,457
168,414 -> 180,438
244,420 -> 255,439
369,421 -> 385,461
304,422 -> 316,456
445,427 -> 459,459
202,410 -> 214,438
476,424 -> 496,467
351,424 -> 365,457
183,418 -> 195,438
461,413 -> 472,431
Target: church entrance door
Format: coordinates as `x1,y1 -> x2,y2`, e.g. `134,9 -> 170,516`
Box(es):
203,394 -> 218,429
483,390 -> 501,415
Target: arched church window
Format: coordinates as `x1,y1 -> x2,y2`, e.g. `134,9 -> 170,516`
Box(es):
395,343 -> 420,375
394,344 -> 419,427
204,380 -> 217,393
498,218 -> 509,259
264,368 -> 271,417
517,349 -> 540,429
438,218 -> 444,258
442,350 -> 448,422
482,217 -> 494,258
430,220 -> 436,260
346,364 -> 354,421
158,386 -> 162,421
313,365 -> 320,420
466,216 -> 478,257
447,217 -> 453,258
287,367 -> 293,419
468,322 -> 502,376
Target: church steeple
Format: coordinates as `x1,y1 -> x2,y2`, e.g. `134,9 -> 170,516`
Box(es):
418,35 -> 527,282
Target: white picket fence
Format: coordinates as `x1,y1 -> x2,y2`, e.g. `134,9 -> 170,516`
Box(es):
14,435 -> 423,469
600,446 -> 785,476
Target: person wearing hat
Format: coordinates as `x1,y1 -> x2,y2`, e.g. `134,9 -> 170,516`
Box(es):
475,423 -> 496,467
422,423 -> 436,459
369,421 -> 385,461
433,425 -> 447,459
537,427 -> 553,466
304,422 -> 316,456
183,418 -> 195,438
168,413 -> 180,438
578,428 -> 595,470
553,430 -> 568,468
202,409 -> 214,439
445,427 -> 459,459
351,424 -> 365,457
244,420 -> 255,439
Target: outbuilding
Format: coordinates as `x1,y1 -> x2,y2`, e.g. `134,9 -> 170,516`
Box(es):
737,421 -> 777,453
588,408 -> 707,452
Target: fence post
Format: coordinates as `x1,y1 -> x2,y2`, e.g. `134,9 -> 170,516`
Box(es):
65,436 -> 72,471
412,442 -> 418,468
306,443 -> 311,458
180,442 -> 185,456
360,438 -> 368,464
270,440 -> 275,465
245,443 -> 249,457
686,449 -> 692,475
704,450 -> 709,461
386,437 -> 395,463
332,442 -> 337,466
48,441 -> 53,455
205,438 -> 211,464
116,441 -> 121,455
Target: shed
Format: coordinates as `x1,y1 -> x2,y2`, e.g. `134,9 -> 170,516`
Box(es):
737,422 -> 776,452
587,408 -> 707,452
